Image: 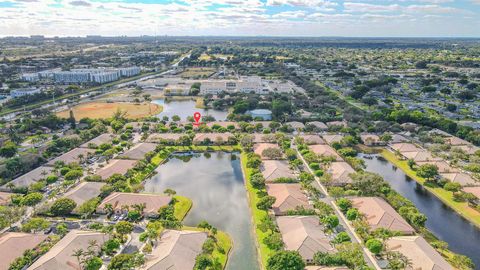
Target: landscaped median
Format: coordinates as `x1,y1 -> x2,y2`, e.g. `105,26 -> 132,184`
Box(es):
381,149 -> 480,228
240,152 -> 275,269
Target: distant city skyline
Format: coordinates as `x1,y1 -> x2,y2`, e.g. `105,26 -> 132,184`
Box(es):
1,0 -> 480,37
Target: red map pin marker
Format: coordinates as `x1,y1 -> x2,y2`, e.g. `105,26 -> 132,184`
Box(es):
193,112 -> 202,126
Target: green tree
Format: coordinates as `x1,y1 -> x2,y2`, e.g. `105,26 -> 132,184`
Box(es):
0,141 -> 17,158
366,239 -> 383,255
21,192 -> 43,206
22,218 -> 50,233
256,196 -> 276,210
84,257 -> 102,270
108,253 -> 144,270
416,164 -> 439,181
351,171 -> 386,196
115,221 -> 134,236
267,251 -> 305,270
50,198 -> 77,216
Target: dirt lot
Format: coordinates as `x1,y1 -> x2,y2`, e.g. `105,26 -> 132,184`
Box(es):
56,102 -> 162,119
180,67 -> 215,78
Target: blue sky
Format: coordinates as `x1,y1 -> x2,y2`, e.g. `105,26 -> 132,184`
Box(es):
0,0 -> 479,37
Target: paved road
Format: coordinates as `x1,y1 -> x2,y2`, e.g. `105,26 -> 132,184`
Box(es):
292,139 -> 381,270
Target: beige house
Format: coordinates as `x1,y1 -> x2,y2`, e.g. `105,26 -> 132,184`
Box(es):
276,216 -> 335,262
0,232 -> 48,270
80,133 -> 115,148
390,143 -> 421,153
0,191 -> 14,205
192,133 -> 234,145
306,121 -> 328,131
261,160 -> 296,182
351,197 -> 415,235
147,133 -> 185,144
251,133 -> 276,143
385,236 -> 453,270
440,172 -> 477,186
416,161 -> 457,173
309,145 -> 342,161
253,143 -> 283,160
299,134 -> 325,145
141,230 -> 207,270
360,134 -> 385,146
122,143 -> 158,160
96,159 -> 137,179
206,121 -> 239,129
5,166 -> 54,189
63,182 -> 105,212
327,162 -> 355,185
322,134 -> 344,145
286,121 -> 305,130
444,136 -> 470,146
401,151 -> 442,162
266,183 -> 311,215
452,145 -> 479,155
47,148 -> 96,166
28,230 -> 108,270
97,192 -> 172,217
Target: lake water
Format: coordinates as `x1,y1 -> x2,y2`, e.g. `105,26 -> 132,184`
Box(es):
152,99 -> 228,121
144,152 -> 259,270
359,153 -> 480,269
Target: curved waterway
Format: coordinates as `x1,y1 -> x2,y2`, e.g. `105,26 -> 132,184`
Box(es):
144,152 -> 259,270
359,153 -> 480,269
152,99 -> 228,121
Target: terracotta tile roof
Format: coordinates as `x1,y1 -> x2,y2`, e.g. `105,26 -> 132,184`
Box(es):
299,135 -> 325,145
306,121 -> 328,130
440,173 -> 478,186
266,183 -> 311,215
386,236 -> 453,270
253,143 -> 283,160
0,232 -> 48,270
444,136 -> 470,146
286,121 -> 305,129
322,134 -> 344,145
95,159 -> 137,179
251,133 -> 277,143
276,216 -> 335,261
261,160 -> 296,182
141,230 -> 207,270
147,133 -> 185,143
416,161 -> 458,173
28,230 -> 108,270
351,197 -> 415,235
192,133 -> 234,143
97,192 -> 171,215
327,162 -> 355,185
390,143 -> 421,153
401,151 -> 442,162
463,186 -> 480,199
309,145 -> 342,161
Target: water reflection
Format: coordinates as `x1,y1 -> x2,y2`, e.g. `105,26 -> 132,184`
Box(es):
359,153 -> 480,269
152,99 -> 228,120
144,152 -> 259,270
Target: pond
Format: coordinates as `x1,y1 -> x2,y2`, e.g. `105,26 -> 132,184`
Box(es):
144,152 -> 259,270
152,99 -> 228,121
359,153 -> 480,269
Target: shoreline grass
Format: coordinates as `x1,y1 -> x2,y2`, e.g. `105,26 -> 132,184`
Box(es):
173,195 -> 192,221
381,149 -> 480,228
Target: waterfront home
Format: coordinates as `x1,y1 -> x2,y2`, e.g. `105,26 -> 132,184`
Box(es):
308,145 -> 342,161
389,134 -> 409,144
206,121 -> 239,130
389,143 -> 422,154
285,121 -> 305,130
385,236 -> 453,270
360,134 -> 385,146
260,160 -> 296,182
80,133 -> 116,148
0,232 -> 48,269
299,134 -> 325,145
147,133 -> 185,144
305,121 -> 328,131
452,144 -> 480,155
266,183 -> 311,215
322,134 -> 344,145
444,136 -> 470,146
326,162 -> 355,186
351,197 -> 415,235
276,216 -> 335,263
440,172 -> 478,186
416,160 -> 458,173
47,148 -> 96,166
251,133 -> 276,143
141,230 -> 207,270
95,159 -> 137,179
401,150 -> 442,162
28,230 -> 108,270
192,132 -> 234,145
253,143 -> 283,160
3,166 -> 54,189
63,182 -> 105,213
121,143 -> 158,160
97,192 -> 171,217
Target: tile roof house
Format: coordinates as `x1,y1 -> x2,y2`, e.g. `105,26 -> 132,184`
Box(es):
326,121 -> 347,128
121,143 -> 158,160
63,182 -> 105,212
444,136 -> 470,146
276,216 -> 336,262
95,159 -> 137,179
463,186 -> 480,200
385,236 -> 453,270
141,230 -> 207,270
360,134 -> 385,146
326,162 -> 355,186
322,134 -> 344,145
192,133 -> 234,145
27,230 -> 108,270
80,133 -> 115,148
0,191 -> 14,205
308,145 -> 342,161
389,143 -> 422,153
416,161 -> 458,173
47,148 -> 96,166
390,134 -> 409,144
266,183 -> 311,215
440,172 -> 478,186
351,197 -> 415,235
4,166 -> 54,189
306,121 -> 328,131
0,232 -> 48,270
286,121 -> 305,130
147,133 -> 185,143
253,143 -> 283,160
251,133 -> 276,143
453,145 -> 480,155
206,121 -> 239,129
299,134 -> 325,145
401,151 -> 442,162
261,160 -> 296,182
97,192 -> 172,217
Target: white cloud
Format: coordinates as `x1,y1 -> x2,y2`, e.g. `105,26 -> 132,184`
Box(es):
266,0 -> 337,8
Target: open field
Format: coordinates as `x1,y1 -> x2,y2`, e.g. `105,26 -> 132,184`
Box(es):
381,149 -> 480,228
180,67 -> 215,78
56,102 -> 162,119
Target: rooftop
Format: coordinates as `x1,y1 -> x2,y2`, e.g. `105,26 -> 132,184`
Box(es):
121,143 -> 158,160
95,159 -> 137,179
261,160 -> 296,182
266,183 -> 311,215
97,192 -> 172,215
0,232 -> 48,270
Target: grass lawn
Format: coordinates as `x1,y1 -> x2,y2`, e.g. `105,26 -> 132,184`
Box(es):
173,195 -> 192,221
182,226 -> 233,269
381,149 -> 480,228
167,145 -> 241,152
240,152 -> 274,269
56,102 -> 162,119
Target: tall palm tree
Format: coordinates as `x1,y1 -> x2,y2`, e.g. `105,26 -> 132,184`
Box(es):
72,248 -> 84,268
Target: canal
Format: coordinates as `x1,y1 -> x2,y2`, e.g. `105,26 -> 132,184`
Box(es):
359,153 -> 480,268
144,152 -> 259,270
152,99 -> 228,121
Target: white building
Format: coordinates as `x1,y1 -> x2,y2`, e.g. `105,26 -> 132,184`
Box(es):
119,66 -> 141,77
21,73 -> 39,82
54,71 -> 91,83
91,71 -> 120,84
10,88 -> 41,98
200,76 -> 264,95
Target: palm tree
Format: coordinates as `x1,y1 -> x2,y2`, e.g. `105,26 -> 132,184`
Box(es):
105,203 -> 114,217
72,249 -> 84,268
